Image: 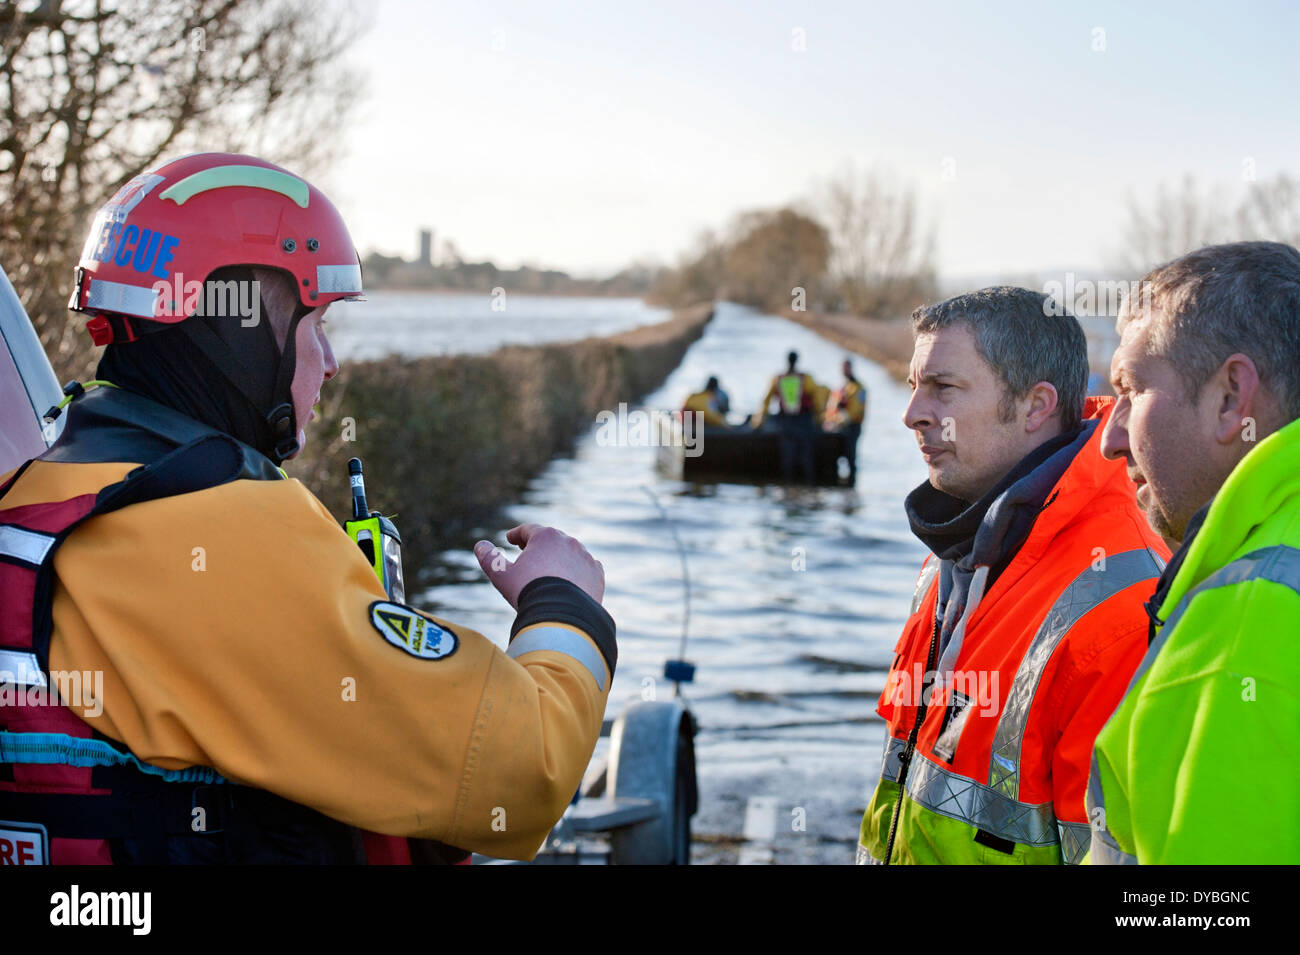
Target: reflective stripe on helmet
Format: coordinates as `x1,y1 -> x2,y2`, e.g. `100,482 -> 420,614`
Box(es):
160,164 -> 310,208
317,263 -> 363,294
84,277 -> 158,319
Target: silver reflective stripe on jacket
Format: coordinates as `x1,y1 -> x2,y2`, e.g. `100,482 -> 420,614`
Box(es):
883,736 -> 1091,858
987,548 -> 1163,800
1128,544 -> 1300,695
1090,828 -> 1138,865
1087,747 -> 1137,864
910,558 -> 940,616
856,844 -> 883,865
1087,544 -> 1300,865
507,625 -> 607,691
908,749 -> 1058,847
879,735 -> 907,783
875,736 -> 1059,857
1058,821 -> 1091,865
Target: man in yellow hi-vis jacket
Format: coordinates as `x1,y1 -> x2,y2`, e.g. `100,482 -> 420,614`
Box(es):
0,152 -> 615,865
753,351 -> 821,482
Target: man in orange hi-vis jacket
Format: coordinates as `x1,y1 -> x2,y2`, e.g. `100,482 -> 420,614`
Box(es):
857,287 -> 1169,865
0,153 -> 615,865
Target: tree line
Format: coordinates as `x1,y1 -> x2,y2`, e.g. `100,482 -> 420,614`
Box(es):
1,0 -> 363,382
649,165 -> 938,320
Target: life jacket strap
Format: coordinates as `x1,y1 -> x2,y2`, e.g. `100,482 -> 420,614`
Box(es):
0,731 -> 228,785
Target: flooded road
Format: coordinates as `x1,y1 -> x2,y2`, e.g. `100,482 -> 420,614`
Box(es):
417,302 -> 929,864
329,291 -> 669,360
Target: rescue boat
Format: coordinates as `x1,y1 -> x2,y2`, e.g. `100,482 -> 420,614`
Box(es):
656,417 -> 854,486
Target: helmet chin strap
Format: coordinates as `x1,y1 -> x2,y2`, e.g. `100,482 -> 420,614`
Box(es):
179,299 -> 311,466
266,304 -> 309,464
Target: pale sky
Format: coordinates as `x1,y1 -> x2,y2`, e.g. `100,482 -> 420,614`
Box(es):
325,0 -> 1300,280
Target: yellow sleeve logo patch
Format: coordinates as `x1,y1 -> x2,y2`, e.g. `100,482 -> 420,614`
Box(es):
368,601 -> 459,660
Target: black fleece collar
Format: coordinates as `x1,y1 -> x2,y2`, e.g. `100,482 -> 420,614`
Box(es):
906,423 -> 1088,582
41,385 -> 282,481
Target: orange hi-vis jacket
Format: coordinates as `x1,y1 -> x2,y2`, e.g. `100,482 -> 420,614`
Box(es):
0,389 -> 615,863
858,397 -> 1170,864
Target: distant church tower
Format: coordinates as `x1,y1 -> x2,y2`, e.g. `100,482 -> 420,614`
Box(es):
418,229 -> 435,267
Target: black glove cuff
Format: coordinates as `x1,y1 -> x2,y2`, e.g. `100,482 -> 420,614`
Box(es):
511,576 -> 617,676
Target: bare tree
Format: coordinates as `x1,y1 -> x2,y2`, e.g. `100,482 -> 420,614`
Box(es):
649,227 -> 726,308
1118,174 -> 1232,274
1117,172 -> 1300,275
0,0 -> 366,380
1237,173 -> 1300,247
721,207 -> 830,312
819,163 -> 935,319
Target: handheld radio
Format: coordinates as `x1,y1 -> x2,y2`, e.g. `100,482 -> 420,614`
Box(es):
344,457 -> 406,603
343,459 -> 471,865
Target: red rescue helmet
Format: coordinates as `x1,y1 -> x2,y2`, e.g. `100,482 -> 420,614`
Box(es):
69,152 -> 362,344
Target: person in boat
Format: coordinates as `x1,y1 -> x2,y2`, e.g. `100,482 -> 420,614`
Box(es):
681,376 -> 730,427
753,351 -> 819,483
0,152 -> 616,865
1089,242 -> 1300,864
826,358 -> 868,481
714,383 -> 731,416
858,286 -> 1169,865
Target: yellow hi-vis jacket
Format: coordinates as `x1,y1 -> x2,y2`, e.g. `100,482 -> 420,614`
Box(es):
753,372 -> 818,427
829,380 -> 867,426
681,390 -> 726,427
0,457 -> 614,861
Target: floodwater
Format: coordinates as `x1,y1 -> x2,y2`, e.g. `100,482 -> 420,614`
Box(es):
328,290 -> 669,360
415,301 -> 930,864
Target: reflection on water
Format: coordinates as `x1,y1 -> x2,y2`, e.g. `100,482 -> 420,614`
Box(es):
418,302 -> 930,863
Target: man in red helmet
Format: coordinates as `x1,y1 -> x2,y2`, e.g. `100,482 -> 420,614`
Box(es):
0,153 -> 616,864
